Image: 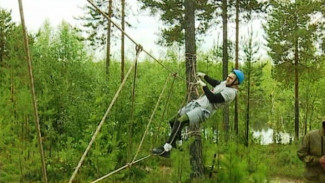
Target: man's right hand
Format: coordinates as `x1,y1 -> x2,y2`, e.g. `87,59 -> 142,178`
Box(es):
197,72 -> 206,79
319,156 -> 325,171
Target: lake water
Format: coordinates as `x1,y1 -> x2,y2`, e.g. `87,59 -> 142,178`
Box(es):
253,128 -> 293,145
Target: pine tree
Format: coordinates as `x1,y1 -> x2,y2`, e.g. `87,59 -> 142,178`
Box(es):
140,0 -> 215,46
265,0 -> 324,139
0,8 -> 15,65
0,14 -> 42,181
233,0 -> 266,135
78,0 -> 125,77
140,0 -> 215,178
241,29 -> 264,146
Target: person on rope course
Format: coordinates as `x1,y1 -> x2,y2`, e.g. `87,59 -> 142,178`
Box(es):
152,69 -> 244,158
297,118 -> 325,183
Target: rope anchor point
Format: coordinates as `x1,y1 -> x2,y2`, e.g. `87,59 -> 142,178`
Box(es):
136,44 -> 143,54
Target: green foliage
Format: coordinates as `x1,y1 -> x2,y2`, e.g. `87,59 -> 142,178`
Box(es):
204,142 -> 268,183
77,0 -> 132,49
263,144 -> 304,179
139,0 -> 215,46
265,0 -> 323,83
265,0 -> 325,139
170,139 -> 192,182
200,143 -> 303,182
0,8 -> 15,63
1,3 -> 325,182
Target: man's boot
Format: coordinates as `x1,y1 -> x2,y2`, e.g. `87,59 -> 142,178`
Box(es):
151,146 -> 171,158
152,121 -> 186,158
169,119 -> 182,141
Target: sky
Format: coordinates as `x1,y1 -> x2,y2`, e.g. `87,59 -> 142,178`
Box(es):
1,0 -> 267,61
1,0 -> 86,32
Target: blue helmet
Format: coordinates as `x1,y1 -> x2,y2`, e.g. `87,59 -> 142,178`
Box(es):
232,70 -> 244,85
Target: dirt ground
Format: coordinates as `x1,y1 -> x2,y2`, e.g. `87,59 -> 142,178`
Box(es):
271,177 -> 303,183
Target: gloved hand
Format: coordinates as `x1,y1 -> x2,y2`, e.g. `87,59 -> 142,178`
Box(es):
320,156 -> 325,171
196,72 -> 206,79
196,79 -> 206,87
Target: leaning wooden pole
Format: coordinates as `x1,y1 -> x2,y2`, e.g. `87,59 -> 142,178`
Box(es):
69,47 -> 141,183
17,0 -> 48,182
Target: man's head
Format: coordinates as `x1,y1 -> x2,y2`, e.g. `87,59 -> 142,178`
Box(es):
322,117 -> 325,128
226,69 -> 244,87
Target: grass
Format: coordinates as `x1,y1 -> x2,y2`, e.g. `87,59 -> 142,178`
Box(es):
262,143 -> 304,180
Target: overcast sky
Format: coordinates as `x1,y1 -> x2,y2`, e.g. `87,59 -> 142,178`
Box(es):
1,0 -> 267,61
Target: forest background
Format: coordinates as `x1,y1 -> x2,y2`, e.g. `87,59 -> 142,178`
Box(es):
0,0 -> 325,182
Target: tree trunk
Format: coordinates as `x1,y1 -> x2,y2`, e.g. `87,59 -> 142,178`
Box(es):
184,0 -> 204,178
294,16 -> 299,140
121,0 -> 125,83
184,0 -> 197,101
304,80 -> 310,135
106,0 -> 113,78
0,39 -> 3,63
309,87 -> 319,131
234,0 -> 239,135
246,57 -> 251,147
222,0 -> 229,136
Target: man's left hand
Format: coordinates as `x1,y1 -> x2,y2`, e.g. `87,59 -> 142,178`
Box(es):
196,72 -> 206,79
320,156 -> 325,171
196,79 -> 206,87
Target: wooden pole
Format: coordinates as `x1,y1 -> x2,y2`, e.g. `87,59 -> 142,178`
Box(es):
18,0 -> 48,182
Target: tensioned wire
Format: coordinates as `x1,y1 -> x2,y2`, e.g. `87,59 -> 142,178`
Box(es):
86,0 -> 198,86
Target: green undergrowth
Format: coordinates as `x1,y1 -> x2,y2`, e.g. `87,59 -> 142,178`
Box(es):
262,143 -> 304,180
117,141 -> 304,183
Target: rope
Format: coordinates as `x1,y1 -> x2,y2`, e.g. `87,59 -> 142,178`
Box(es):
91,48 -> 173,182
128,46 -> 140,161
163,67 -> 202,152
70,1 -> 202,181
130,46 -> 140,121
91,72 -> 184,182
155,76 -> 196,148
130,44 -> 142,122
91,155 -> 151,183
18,1 -> 48,182
68,47 -> 142,183
132,73 -> 171,162
155,73 -> 177,137
161,73 -> 177,120
186,130 -> 201,136
86,0 -> 196,86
